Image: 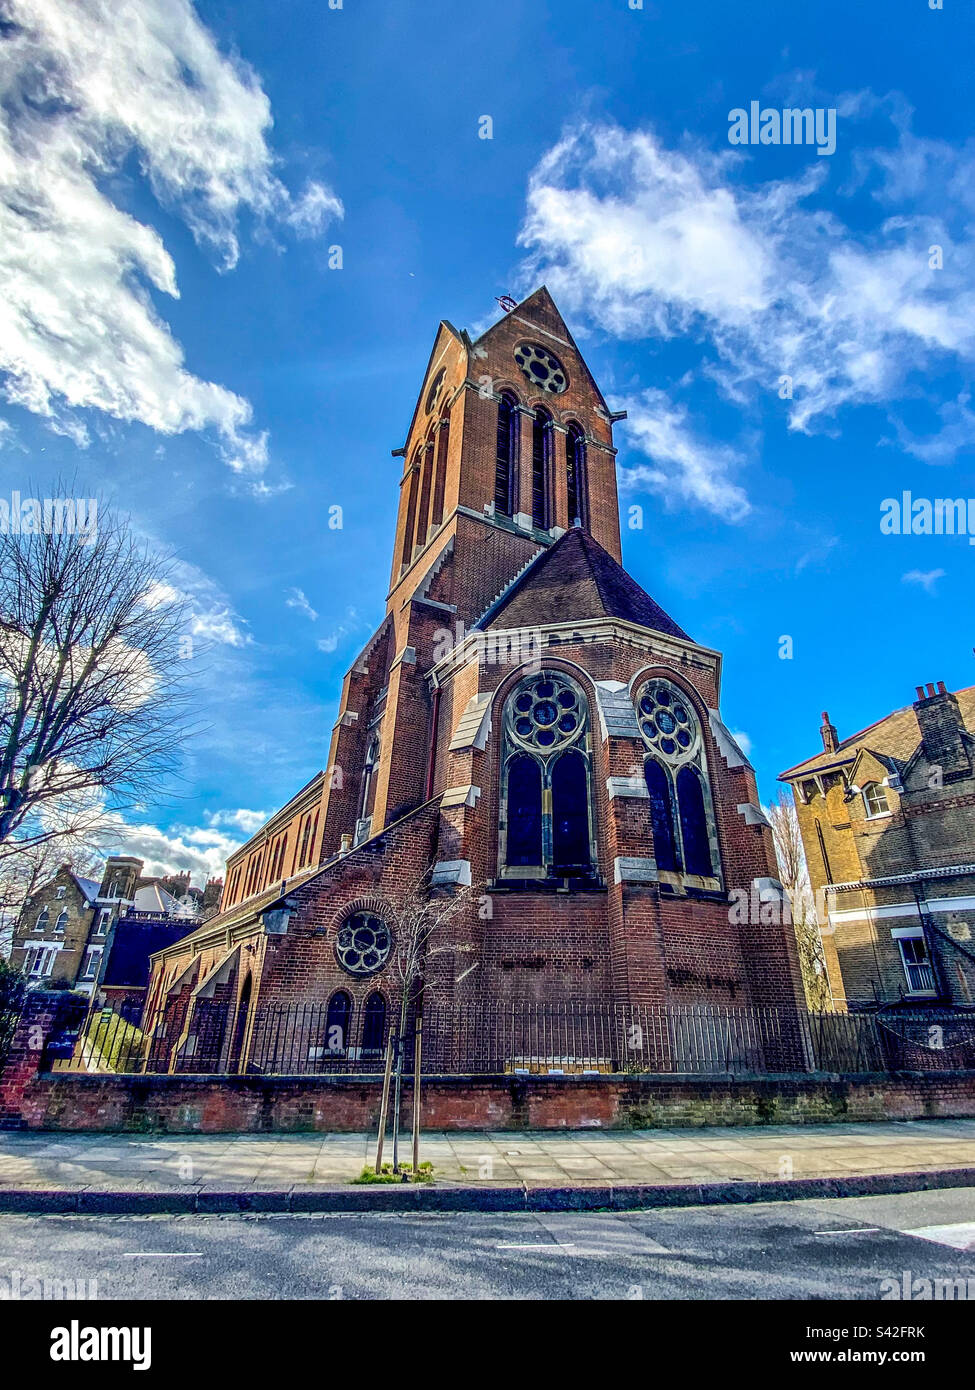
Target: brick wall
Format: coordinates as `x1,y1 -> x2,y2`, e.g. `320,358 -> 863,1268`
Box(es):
15,1069 -> 975,1133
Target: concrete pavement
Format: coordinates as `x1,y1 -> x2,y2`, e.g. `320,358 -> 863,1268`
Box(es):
1,1118 -> 975,1211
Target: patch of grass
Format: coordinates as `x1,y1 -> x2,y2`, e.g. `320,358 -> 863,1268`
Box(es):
353,1162 -> 434,1185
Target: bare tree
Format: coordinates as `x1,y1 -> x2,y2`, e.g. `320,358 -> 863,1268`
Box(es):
0,496 -> 190,856
377,871 -> 472,1173
767,790 -> 833,1011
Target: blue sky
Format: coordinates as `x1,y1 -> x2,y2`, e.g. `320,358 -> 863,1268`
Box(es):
1,0 -> 973,879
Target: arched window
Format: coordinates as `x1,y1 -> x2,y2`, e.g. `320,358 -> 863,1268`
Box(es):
495,391 -> 518,517
54,909 -> 68,934
35,907 -> 49,932
431,410 -> 450,527
501,671 -> 594,879
677,766 -> 713,877
506,753 -> 543,867
551,748 -> 590,873
863,782 -> 889,817
325,991 -> 353,1056
644,759 -> 679,873
635,677 -> 720,883
531,407 -> 553,529
359,736 -> 379,821
361,992 -> 387,1054
414,433 -> 435,551
565,421 -> 588,530
400,456 -> 419,569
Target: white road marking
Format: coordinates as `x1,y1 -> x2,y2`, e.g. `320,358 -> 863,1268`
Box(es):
814,1227 -> 882,1236
497,1242 -> 575,1251
900,1221 -> 975,1251
122,1252 -> 203,1258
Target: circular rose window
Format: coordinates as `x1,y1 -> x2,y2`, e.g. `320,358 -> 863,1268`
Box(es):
634,680 -> 698,761
509,673 -> 583,751
513,343 -> 568,395
335,911 -> 392,975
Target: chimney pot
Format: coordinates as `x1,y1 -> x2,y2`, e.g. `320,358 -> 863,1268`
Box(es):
926,682 -> 937,698
819,710 -> 838,754
937,680 -> 947,694
916,686 -> 926,700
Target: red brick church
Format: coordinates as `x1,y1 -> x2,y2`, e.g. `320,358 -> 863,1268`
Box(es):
144,288 -> 807,1072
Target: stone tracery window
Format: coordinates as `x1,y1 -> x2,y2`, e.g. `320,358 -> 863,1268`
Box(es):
635,677 -> 719,882
335,910 -> 393,976
500,671 -> 595,878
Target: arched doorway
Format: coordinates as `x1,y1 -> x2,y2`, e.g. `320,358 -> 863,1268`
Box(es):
229,972 -> 253,1073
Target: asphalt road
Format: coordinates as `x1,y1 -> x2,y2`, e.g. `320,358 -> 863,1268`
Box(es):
0,1188 -> 974,1300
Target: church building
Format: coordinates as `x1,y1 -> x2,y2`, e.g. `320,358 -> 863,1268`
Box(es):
144,288 -> 807,1071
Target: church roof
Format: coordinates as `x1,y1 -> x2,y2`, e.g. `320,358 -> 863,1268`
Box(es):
474,526 -> 691,641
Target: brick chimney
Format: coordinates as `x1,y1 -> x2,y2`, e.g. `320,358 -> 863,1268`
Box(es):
820,711 -> 839,754
913,681 -> 971,780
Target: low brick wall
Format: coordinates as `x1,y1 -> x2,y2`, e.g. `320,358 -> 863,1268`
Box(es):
15,1069 -> 975,1133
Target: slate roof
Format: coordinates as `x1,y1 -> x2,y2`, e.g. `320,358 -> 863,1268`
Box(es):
474,527 -> 691,641
101,920 -> 198,990
72,875 -> 100,904
779,686 -> 975,781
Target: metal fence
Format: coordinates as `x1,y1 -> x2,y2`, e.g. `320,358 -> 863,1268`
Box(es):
38,996 -> 975,1078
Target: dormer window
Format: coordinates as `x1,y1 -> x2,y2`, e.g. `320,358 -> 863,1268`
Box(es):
863,782 -> 890,818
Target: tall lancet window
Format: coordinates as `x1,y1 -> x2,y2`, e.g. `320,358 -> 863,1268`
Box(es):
531,407 -> 553,529
431,410 -> 450,527
355,734 -> 379,845
565,421 -> 589,530
414,432 -> 436,551
495,391 -> 519,517
634,677 -> 720,884
500,670 -> 596,879
400,456 -> 419,569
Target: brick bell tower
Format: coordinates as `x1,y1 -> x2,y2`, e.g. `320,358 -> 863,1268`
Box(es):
320,287 -> 629,848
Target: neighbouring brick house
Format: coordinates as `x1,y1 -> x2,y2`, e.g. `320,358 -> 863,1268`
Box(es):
780,684 -> 975,1012
9,855 -> 203,998
144,287 -> 807,1073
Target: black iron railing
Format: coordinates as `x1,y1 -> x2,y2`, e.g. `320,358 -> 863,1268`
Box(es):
36,995 -> 975,1078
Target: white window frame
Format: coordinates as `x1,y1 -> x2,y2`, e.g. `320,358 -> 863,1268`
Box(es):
54,909 -> 68,934
893,928 -> 937,997
94,907 -> 111,936
862,782 -> 891,819
34,908 -> 49,933
28,945 -> 59,979
56,885 -> 66,899
80,946 -> 103,982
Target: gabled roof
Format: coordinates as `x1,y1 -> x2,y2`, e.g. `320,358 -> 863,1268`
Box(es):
779,686 -> 975,781
473,286 -> 612,415
474,526 -> 691,641
133,883 -> 184,916
72,874 -> 100,905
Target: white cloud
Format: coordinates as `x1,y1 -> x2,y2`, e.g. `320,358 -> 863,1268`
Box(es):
730,729 -> 753,757
316,634 -> 339,653
205,808 -> 269,836
0,0 -> 341,474
619,389 -> 750,520
105,815 -> 238,883
902,568 -> 945,594
161,558 -> 251,648
285,587 -> 318,622
517,118 -> 975,496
